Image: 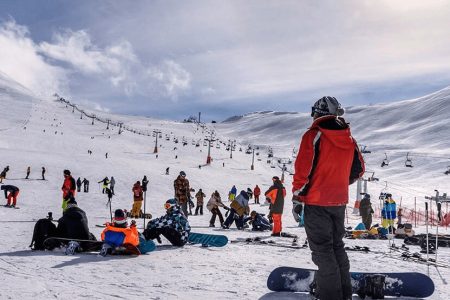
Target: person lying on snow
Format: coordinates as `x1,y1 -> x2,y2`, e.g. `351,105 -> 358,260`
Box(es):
244,210 -> 272,231
143,199 -> 191,246
100,209 -> 139,256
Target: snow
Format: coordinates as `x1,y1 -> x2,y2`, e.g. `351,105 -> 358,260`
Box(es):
0,74 -> 449,299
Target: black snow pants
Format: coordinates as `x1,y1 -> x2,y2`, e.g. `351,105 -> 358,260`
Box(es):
143,227 -> 185,246
304,205 -> 351,300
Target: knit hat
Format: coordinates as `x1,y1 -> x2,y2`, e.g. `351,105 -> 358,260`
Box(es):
63,169 -> 71,176
311,96 -> 344,117
113,209 -> 127,225
179,171 -> 186,177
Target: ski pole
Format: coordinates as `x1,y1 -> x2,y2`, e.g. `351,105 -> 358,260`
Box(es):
425,202 -> 429,274
143,190 -> 147,229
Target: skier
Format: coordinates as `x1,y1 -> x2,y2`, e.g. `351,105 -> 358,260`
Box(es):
76,177 -> 82,193
41,167 -> 46,180
223,190 -> 250,230
244,210 -> 272,231
130,181 -> 143,218
61,170 -> 76,211
228,185 -> 237,202
143,199 -> 191,247
173,171 -> 191,217
381,194 -> 397,231
292,96 -> 364,300
55,197 -> 94,254
359,194 -> 374,230
253,185 -> 261,204
0,166 -> 10,183
110,176 -> 116,195
100,209 -> 139,256
265,176 -> 286,236
194,189 -> 206,215
98,177 -> 110,194
1,185 -> 20,207
82,178 -> 89,192
165,167 -> 170,175
26,166 -> 31,179
206,191 -> 227,227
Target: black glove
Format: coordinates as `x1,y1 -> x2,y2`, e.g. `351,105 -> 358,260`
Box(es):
156,235 -> 162,244
268,215 -> 273,224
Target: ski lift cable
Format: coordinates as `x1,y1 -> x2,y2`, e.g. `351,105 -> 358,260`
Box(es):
371,180 -> 429,197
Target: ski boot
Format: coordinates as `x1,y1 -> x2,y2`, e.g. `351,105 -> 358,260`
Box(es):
99,243 -> 112,257
65,241 -> 80,255
357,274 -> 386,299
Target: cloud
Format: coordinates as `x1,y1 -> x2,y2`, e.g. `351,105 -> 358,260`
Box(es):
0,20 -> 67,97
146,60 -> 191,100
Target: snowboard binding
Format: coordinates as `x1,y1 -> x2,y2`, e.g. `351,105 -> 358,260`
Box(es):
357,274 -> 386,299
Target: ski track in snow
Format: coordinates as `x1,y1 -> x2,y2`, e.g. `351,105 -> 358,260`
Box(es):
0,78 -> 449,299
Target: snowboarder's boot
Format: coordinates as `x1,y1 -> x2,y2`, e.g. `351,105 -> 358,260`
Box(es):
209,223 -> 215,227
65,241 -> 80,255
358,274 -> 386,299
99,243 -> 112,257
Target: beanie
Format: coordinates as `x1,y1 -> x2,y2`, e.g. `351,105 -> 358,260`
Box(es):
113,209 -> 127,225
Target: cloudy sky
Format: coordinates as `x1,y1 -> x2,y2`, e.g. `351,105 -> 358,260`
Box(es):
1,0 -> 450,121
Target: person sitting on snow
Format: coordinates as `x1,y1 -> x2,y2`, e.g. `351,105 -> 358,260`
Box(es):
55,197 -> 96,254
244,211 -> 272,231
143,199 -> 191,247
100,209 -> 139,256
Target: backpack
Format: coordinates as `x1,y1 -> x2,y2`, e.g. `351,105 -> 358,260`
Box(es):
29,218 -> 57,250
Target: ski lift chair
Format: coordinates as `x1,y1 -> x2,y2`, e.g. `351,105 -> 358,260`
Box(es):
405,152 -> 413,168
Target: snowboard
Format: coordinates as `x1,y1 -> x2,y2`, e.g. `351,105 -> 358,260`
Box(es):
188,232 -> 228,247
267,267 -> 435,298
3,205 -> 19,209
43,237 -> 103,252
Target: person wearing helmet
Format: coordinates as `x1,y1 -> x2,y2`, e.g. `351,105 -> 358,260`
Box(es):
173,171 -> 191,217
143,199 -> 191,246
292,96 -> 365,300
100,209 -> 139,256
61,169 -> 76,211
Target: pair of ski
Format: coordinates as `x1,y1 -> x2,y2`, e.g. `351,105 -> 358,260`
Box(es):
231,233 -> 305,249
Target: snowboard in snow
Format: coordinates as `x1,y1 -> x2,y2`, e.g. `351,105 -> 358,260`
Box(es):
43,237 -> 103,252
267,266 -> 434,298
188,232 -> 228,247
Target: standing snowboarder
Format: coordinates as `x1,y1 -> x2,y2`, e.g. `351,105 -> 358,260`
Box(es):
130,181 -> 143,218
228,185 -> 237,202
173,171 -> 191,218
98,177 -> 110,194
253,185 -> 261,204
206,191 -> 227,227
359,194 -> 374,230
41,167 -> 46,180
26,166 -> 31,179
110,176 -> 116,195
1,185 -> 20,207
223,190 -> 250,229
61,170 -> 76,211
265,176 -> 286,236
82,178 -> 89,193
292,96 -> 364,300
194,189 -> 206,215
76,177 -> 82,193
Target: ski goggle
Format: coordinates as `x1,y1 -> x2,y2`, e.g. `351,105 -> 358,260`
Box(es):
164,202 -> 175,210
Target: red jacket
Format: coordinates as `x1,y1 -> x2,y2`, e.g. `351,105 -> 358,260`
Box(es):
62,176 -> 76,199
292,116 -> 364,206
253,186 -> 261,196
132,183 -> 143,201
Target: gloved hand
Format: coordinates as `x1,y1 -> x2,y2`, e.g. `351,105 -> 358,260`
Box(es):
292,198 -> 304,223
223,206 -> 230,211
268,214 -> 273,224
156,235 -> 162,244
293,190 -> 301,197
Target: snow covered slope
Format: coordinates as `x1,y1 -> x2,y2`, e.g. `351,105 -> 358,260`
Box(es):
0,74 -> 449,300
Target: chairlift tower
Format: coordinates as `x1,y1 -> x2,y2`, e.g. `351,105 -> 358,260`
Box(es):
205,134 -> 217,164
251,146 -> 256,170
229,139 -> 236,159
106,119 -> 110,130
153,129 -> 161,153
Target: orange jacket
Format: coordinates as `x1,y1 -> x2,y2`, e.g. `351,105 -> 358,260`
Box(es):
101,223 -> 139,247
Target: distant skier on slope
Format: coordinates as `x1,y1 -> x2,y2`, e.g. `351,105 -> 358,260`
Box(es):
143,199 -> 191,246
98,177 -> 110,194
81,178 -> 89,192
173,171 -> 191,217
264,176 -> 286,236
76,177 -> 82,193
253,185 -> 261,204
194,189 -> 206,215
0,165 -> 10,183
